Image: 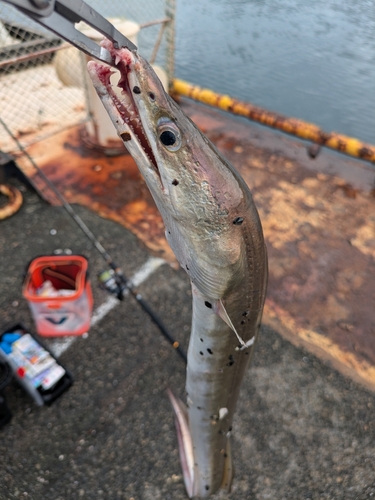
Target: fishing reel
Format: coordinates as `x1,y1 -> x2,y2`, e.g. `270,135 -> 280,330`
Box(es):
97,269 -> 127,300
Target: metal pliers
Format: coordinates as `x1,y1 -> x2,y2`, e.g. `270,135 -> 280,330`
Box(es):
1,0 -> 137,66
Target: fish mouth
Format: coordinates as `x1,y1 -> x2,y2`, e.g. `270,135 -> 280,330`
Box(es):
92,42 -> 159,177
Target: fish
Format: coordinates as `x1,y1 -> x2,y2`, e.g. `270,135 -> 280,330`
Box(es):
87,42 -> 268,498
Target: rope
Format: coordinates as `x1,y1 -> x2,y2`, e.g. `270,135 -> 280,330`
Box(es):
0,183 -> 23,220
172,78 -> 375,164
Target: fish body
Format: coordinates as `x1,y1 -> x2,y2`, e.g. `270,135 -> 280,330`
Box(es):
88,44 -> 267,497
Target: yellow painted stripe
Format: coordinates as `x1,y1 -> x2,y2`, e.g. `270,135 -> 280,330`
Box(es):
172,79 -> 375,164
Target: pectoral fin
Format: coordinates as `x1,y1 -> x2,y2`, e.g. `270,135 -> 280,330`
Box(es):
167,389 -> 195,498
215,299 -> 254,349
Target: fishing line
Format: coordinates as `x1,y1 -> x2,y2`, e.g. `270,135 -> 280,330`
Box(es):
0,116 -> 187,363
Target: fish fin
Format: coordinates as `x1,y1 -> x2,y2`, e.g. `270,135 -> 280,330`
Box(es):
167,389 -> 195,498
216,299 -> 254,349
166,227 -> 235,299
221,437 -> 233,492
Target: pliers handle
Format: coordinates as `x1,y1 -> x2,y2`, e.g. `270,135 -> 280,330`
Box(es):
1,0 -> 137,66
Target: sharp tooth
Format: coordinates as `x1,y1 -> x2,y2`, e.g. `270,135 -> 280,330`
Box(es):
120,95 -> 131,106
115,55 -> 121,65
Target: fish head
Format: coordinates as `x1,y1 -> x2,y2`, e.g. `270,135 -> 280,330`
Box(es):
87,43 -> 258,297
87,44 -> 244,231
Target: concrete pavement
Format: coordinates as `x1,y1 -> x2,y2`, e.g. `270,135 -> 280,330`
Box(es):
0,181 -> 374,499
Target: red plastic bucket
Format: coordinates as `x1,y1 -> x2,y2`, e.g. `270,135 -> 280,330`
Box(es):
23,256 -> 93,337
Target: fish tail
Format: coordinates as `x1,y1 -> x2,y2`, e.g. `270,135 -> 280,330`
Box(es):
168,387 -> 234,497
167,388 -> 196,498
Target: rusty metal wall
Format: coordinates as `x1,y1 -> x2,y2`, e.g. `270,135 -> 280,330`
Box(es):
0,0 -> 174,153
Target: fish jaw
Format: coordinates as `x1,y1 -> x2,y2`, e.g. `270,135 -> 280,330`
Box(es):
87,41 -> 188,209
86,58 -> 165,200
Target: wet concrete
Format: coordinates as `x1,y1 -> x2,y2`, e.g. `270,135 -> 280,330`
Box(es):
15,98 -> 375,391
0,182 -> 375,500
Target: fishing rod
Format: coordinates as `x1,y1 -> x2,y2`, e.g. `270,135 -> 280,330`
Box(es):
0,117 -> 187,363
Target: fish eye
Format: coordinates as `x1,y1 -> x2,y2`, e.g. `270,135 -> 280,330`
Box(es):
160,130 -> 176,146
157,122 -> 182,152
